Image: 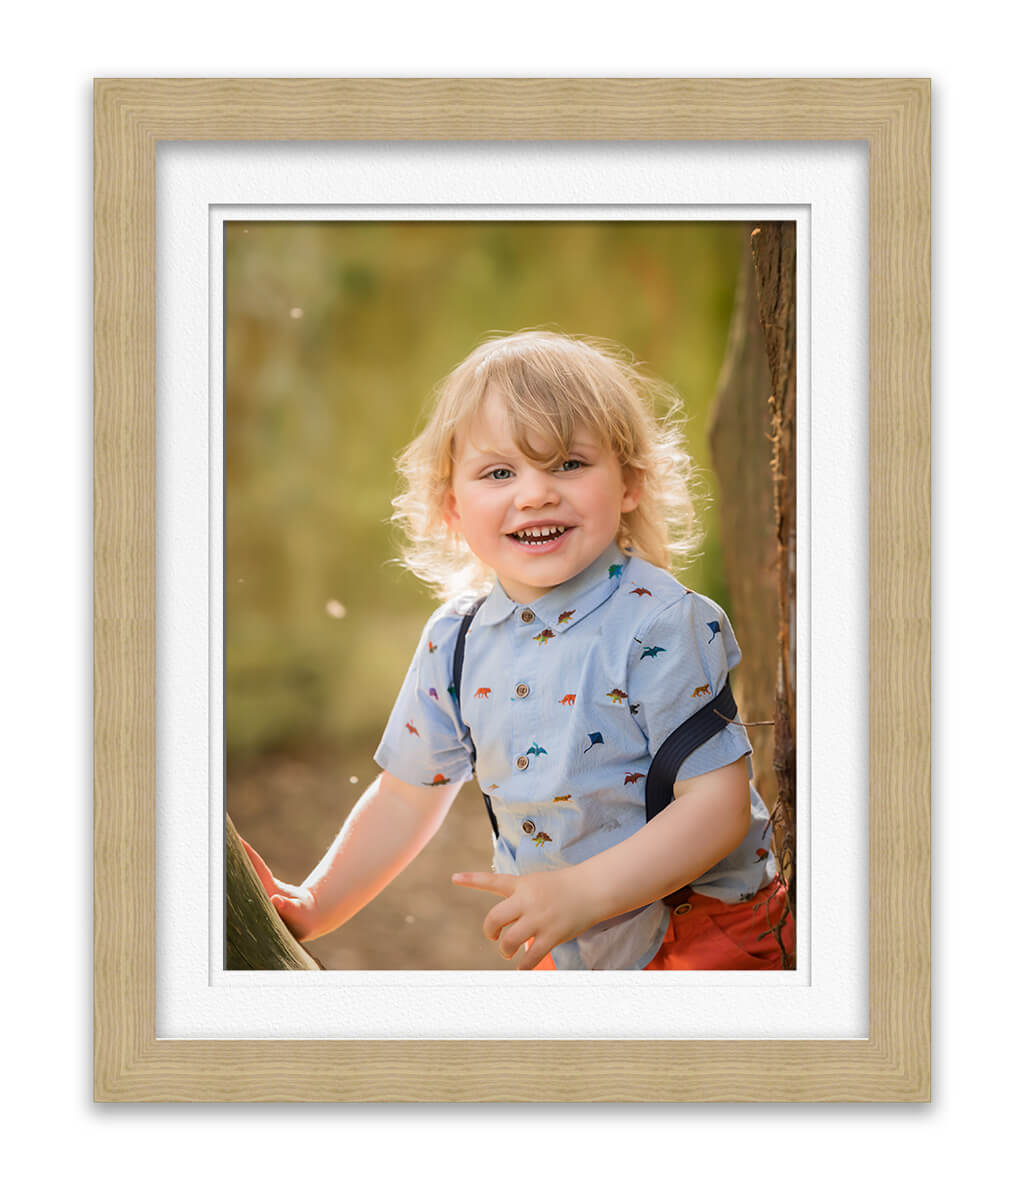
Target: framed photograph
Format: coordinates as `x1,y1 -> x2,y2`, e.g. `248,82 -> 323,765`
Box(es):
94,78 -> 930,1100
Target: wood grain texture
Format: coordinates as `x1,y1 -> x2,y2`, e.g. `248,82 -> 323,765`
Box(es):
866,81 -> 932,1097
93,77 -> 930,1102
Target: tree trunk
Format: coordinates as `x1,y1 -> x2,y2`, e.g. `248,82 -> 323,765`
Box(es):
709,222 -> 797,953
708,229 -> 779,813
225,813 -> 323,970
750,222 -> 797,920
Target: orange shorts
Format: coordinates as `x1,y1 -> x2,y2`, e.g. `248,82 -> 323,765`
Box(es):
533,876 -> 795,971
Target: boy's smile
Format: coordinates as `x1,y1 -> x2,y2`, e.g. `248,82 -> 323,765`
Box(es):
443,390 -> 642,604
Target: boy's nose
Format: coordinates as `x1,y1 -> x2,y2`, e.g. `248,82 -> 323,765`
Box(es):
515,469 -> 560,508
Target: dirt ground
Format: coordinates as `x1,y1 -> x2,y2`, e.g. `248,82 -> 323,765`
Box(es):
227,740 -> 513,970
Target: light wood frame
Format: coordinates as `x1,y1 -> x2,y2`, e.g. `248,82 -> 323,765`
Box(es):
94,78 -> 930,1101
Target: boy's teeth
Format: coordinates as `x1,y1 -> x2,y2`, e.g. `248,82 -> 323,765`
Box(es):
513,525 -> 566,543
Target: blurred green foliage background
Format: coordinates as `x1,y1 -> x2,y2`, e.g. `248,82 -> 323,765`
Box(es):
226,220 -> 745,763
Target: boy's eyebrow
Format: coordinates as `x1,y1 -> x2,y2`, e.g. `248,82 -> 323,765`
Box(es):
466,442 -> 517,460
460,433 -> 604,462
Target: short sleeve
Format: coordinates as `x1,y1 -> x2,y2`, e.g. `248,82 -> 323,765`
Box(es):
373,606 -> 475,790
627,592 -> 753,781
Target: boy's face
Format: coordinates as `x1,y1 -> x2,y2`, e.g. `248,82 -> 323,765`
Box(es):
444,389 -> 642,604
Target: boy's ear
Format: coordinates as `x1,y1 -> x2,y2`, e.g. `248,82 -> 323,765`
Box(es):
621,467 -> 644,513
442,488 -> 462,531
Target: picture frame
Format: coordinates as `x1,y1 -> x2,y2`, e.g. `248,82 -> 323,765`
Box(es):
93,77 -> 930,1101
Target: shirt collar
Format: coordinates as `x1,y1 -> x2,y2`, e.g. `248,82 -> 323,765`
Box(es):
475,541 -> 630,631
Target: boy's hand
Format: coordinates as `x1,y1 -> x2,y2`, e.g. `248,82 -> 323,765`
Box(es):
452,867 -> 598,969
240,837 -> 321,943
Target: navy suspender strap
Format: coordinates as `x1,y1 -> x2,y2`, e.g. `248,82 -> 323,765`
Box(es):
452,600 -> 738,841
452,597 -> 499,839
643,676 -> 738,823
645,675 -> 738,910
451,598 -> 483,705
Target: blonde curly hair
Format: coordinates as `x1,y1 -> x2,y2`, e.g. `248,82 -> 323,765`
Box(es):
391,330 -> 702,600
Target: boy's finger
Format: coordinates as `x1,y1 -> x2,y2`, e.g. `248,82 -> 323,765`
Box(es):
240,838 -> 276,893
516,937 -> 550,971
271,894 -> 302,920
451,872 -> 516,896
271,895 -> 313,942
497,918 -> 535,961
482,899 -> 521,943
240,835 -> 261,863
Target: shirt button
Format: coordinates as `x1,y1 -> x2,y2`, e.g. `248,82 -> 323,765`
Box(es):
514,682 -> 530,699
521,820 -> 536,835
515,755 -> 530,771
520,608 -> 535,623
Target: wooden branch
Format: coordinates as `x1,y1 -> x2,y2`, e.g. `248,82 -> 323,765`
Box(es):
225,814 -> 323,971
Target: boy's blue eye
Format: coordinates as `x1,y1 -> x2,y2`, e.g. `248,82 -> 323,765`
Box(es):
557,459 -> 585,472
485,467 -> 513,480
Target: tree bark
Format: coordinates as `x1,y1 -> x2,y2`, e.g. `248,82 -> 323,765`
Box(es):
709,223 -> 797,949
225,813 -> 323,970
708,229 -> 779,813
750,222 -> 797,919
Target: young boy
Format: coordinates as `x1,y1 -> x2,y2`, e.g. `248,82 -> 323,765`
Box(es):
244,331 -> 792,969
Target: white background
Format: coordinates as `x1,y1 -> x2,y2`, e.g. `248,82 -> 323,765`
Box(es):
2,5 -> 1004,1197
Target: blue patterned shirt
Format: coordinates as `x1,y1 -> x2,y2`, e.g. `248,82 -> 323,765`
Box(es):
375,541 -> 775,969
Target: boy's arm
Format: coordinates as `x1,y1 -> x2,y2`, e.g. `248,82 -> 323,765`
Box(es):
577,757 -> 751,921
454,758 -> 750,968
247,769 -> 463,943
